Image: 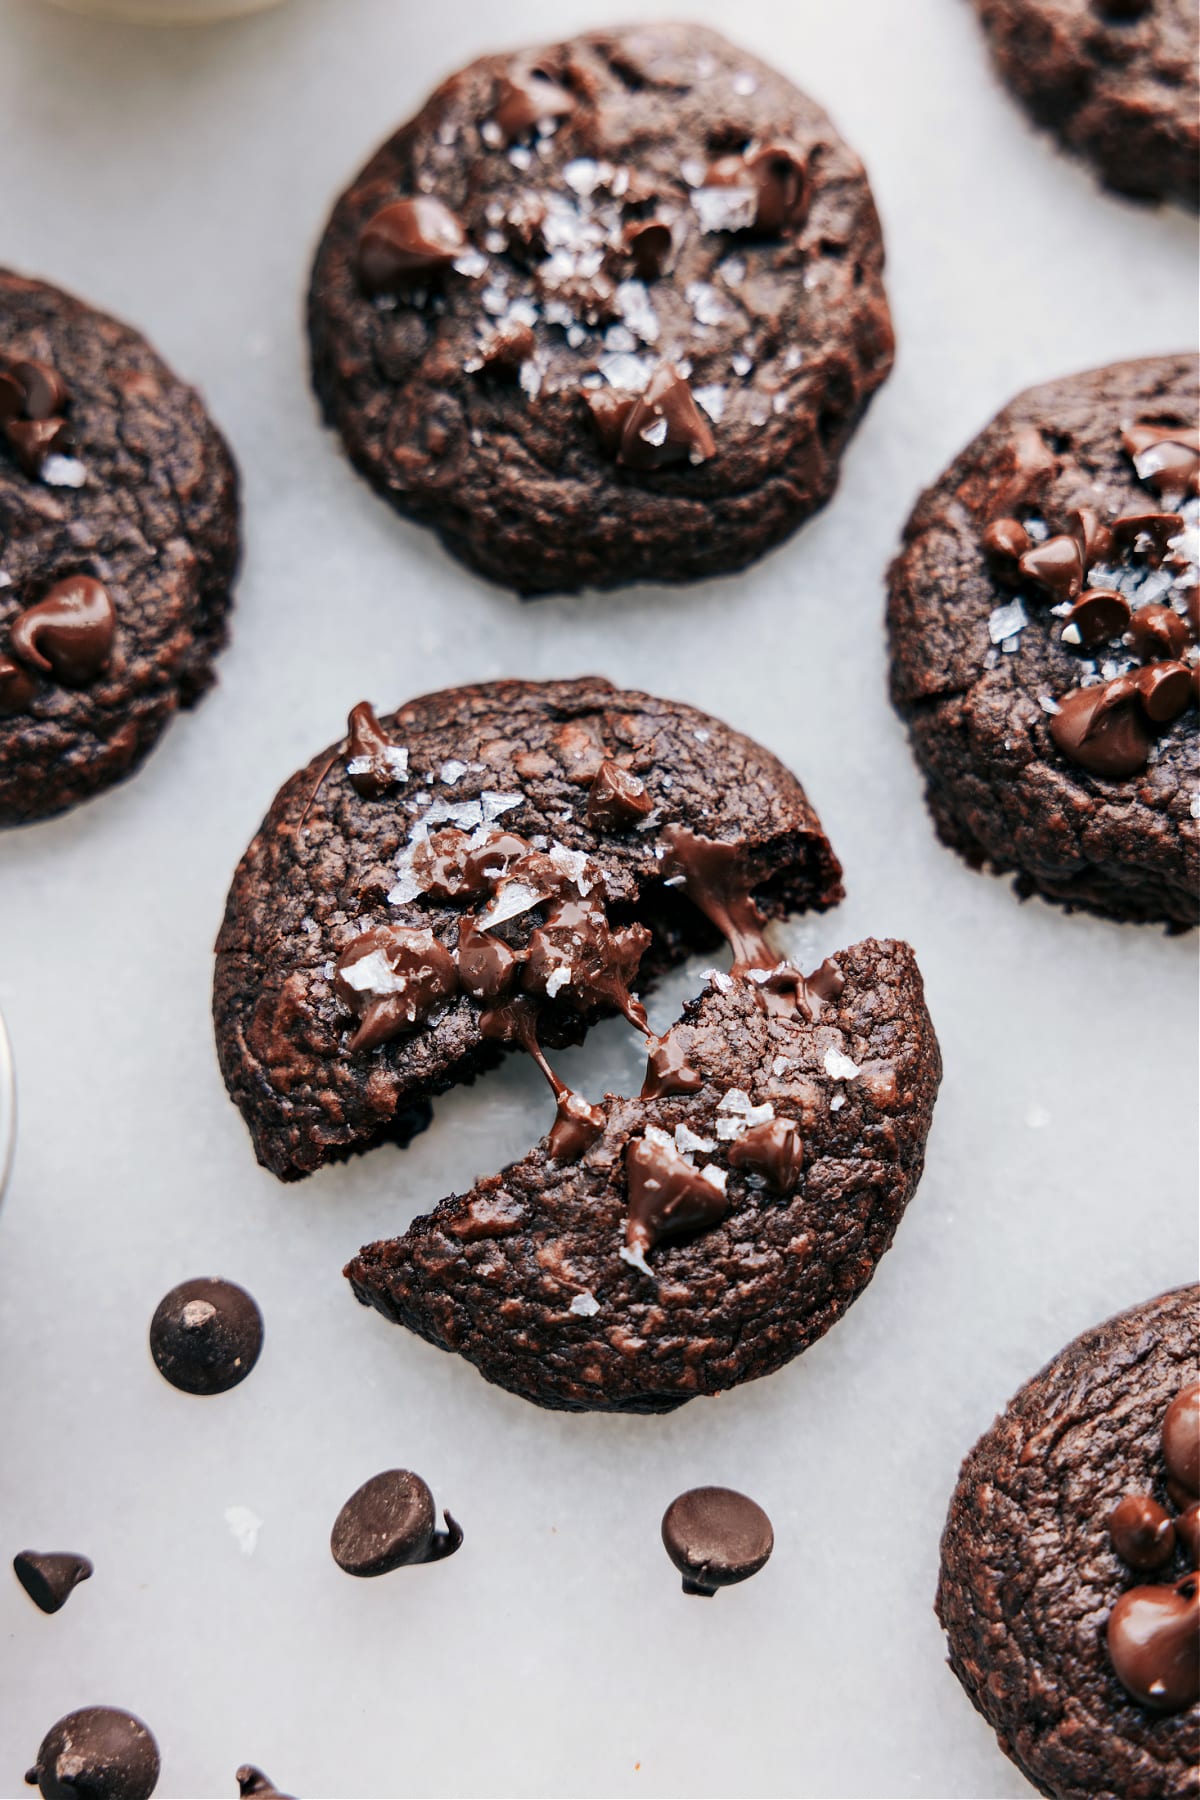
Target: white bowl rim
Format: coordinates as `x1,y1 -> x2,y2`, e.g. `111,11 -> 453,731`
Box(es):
0,1004 -> 14,1204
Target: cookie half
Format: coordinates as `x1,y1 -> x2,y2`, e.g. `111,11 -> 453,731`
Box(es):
0,270 -> 240,826
887,353 -> 1198,927
971,0 -> 1199,207
347,935 -> 940,1414
213,678 -> 845,1181
937,1286 -> 1200,1800
307,24 -> 894,596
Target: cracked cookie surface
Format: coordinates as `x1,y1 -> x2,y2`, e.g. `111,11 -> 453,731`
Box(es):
213,677 -> 844,1182
971,0 -> 1199,207
937,1285 -> 1200,1800
307,23 -> 894,596
0,270 -> 240,826
887,353 -> 1198,927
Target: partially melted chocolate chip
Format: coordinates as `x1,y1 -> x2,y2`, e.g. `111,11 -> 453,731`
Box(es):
661,1486 -> 774,1596
330,1470 -> 462,1577
334,925 -> 459,1053
0,654 -> 38,717
624,1129 -> 728,1262
727,1116 -> 804,1192
1163,1383 -> 1200,1499
9,576 -> 115,686
492,67 -> 576,144
0,354 -> 72,478
1107,1572 -> 1200,1712
1108,1495 -> 1176,1572
586,364 -> 716,470
357,199 -> 467,295
1049,678 -> 1151,779
585,758 -> 654,830
345,700 -> 409,798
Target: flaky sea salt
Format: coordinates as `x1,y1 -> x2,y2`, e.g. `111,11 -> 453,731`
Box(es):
569,1291 -> 600,1317
823,1048 -> 860,1080
989,597 -> 1028,645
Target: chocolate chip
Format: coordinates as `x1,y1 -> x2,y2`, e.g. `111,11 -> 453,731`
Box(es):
1049,677 -> 1149,778
1060,589 -> 1130,648
357,198 -> 467,295
345,701 -> 408,798
13,1550 -> 93,1615
547,1088 -> 605,1162
149,1277 -> 263,1396
1108,1495 -> 1176,1571
1122,421 -> 1200,498
455,915 -> 520,1002
9,576 -> 115,686
0,654 -> 38,717
745,143 -> 809,234
661,827 -> 772,969
236,1766 -> 295,1799
727,1117 -> 804,1192
1018,534 -> 1084,602
586,758 -> 653,830
1163,1383 -> 1200,1497
1111,509 -> 1184,562
641,1032 -> 703,1098
1107,1572 -> 1200,1712
622,219 -> 674,281
1134,660 -> 1193,725
492,67 -> 575,144
1177,1504 -> 1200,1568
525,898 -> 651,1032
11,359 -> 69,422
330,1470 -> 462,1577
982,517 -> 1030,563
990,426 -> 1058,514
1067,505 -> 1113,566
4,416 -> 71,478
661,1487 -> 774,1596
25,1707 -> 160,1800
1126,603 -> 1190,660
586,364 -> 716,471
334,925 -> 459,1052
624,1131 -> 728,1262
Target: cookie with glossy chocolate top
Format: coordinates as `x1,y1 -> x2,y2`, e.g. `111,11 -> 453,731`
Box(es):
307,24 -> 893,596
971,0 -> 1198,207
888,354 -> 1198,927
346,933 -> 939,1413
0,270 -> 239,826
214,678 -> 843,1182
937,1286 -> 1200,1800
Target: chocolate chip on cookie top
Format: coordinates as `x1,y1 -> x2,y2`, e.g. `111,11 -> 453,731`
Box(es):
308,24 -> 894,595
1105,1382 -> 1200,1711
980,416 -> 1198,780
0,270 -> 239,826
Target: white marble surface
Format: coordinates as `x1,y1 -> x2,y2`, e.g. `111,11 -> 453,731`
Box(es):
0,1 -> 1196,1796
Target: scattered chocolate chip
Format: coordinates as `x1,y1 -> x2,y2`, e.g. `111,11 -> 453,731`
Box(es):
1049,677 -> 1149,778
624,1131 -> 728,1262
586,758 -> 654,830
25,1707 -> 160,1800
149,1277 -> 263,1396
1017,533 -> 1084,602
1126,603 -> 1190,661
1067,505 -> 1113,566
9,576 -> 115,686
334,925 -> 459,1052
1107,1572 -> 1200,1712
455,915 -> 520,1002
1163,1383 -> 1200,1498
357,198 -> 466,296
10,358 -> 68,421
4,416 -> 71,478
982,516 -> 1031,562
492,67 -> 575,144
1177,1504 -> 1200,1567
330,1470 -> 462,1577
1060,589 -> 1130,648
236,1766 -> 295,1799
989,426 -> 1059,516
727,1117 -> 804,1192
345,701 -> 408,798
547,1087 -> 605,1162
1133,660 -> 1194,725
1108,1495 -> 1176,1571
1122,422 -> 1200,498
1110,509 -> 1184,562
661,827 -> 772,968
586,364 -> 716,471
641,1032 -> 703,1099
525,898 -> 651,1032
661,1486 -> 774,1596
0,654 -> 38,716
623,218 -> 673,281
13,1550 -> 94,1615
745,142 -> 809,234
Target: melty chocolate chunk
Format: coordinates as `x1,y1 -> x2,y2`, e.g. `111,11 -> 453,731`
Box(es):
727,1116 -> 803,1192
0,354 -> 72,477
586,364 -> 716,470
345,701 -> 409,798
701,142 -> 809,234
622,218 -> 674,281
1133,661 -> 1193,725
1163,1384 -> 1200,1498
1107,1572 -> 1199,1712
1060,589 -> 1130,648
330,1469 -> 462,1577
1108,1495 -> 1176,1571
357,198 -> 467,294
1018,534 -> 1084,602
26,1707 -> 160,1800
0,654 -> 38,717
13,1550 -> 94,1615
1120,421 -> 1200,499
9,576 -> 115,686
1049,678 -> 1151,779
661,1486 -> 774,1596
335,925 -> 459,1052
624,1127 -> 728,1263
547,1087 -> 606,1162
523,896 -> 651,1032
660,825 -> 773,968
586,758 -> 654,829
1126,602 -> 1190,661
641,1030 -> 703,1099
456,914 -> 520,1001
492,65 -> 576,143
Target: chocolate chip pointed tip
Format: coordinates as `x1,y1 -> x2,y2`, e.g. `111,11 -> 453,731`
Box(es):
236,1768 -> 297,1800
13,1550 -> 93,1614
27,1707 -> 159,1800
661,1486 -> 774,1595
149,1277 -> 263,1396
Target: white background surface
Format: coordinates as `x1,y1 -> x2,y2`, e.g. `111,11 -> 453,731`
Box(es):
0,1 -> 1196,1796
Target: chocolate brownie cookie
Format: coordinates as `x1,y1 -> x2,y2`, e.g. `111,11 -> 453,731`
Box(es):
888,354 -> 1198,927
936,1286 -> 1199,1800
971,0 -> 1199,207
0,272 -> 239,827
214,678 -> 844,1181
347,932 -> 940,1413
307,24 -> 894,596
